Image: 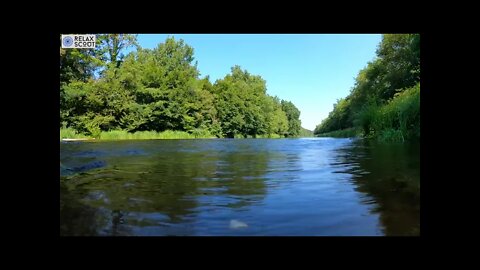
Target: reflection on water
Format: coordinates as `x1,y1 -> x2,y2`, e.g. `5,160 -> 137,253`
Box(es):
60,138 -> 419,236
337,140 -> 420,235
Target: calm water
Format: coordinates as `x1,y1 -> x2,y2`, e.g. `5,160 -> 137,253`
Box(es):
60,138 -> 420,236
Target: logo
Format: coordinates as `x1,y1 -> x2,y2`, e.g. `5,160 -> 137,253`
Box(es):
62,36 -> 73,47
61,35 -> 96,49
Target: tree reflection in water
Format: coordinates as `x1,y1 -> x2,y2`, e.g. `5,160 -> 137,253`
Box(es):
60,140 -> 271,236
333,139 -> 420,236
60,139 -> 419,236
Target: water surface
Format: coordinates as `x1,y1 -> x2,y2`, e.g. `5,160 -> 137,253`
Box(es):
60,138 -> 419,236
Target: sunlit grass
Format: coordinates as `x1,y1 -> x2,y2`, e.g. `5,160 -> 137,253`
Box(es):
60,129 -> 304,140
256,134 -> 283,138
60,128 -> 90,139
99,130 -> 215,140
316,128 -> 360,138
60,129 -> 216,141
346,83 -> 420,142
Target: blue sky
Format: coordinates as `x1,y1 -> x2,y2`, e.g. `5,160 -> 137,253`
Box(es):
126,34 -> 382,131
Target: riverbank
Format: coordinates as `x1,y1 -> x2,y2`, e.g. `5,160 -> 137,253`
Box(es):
315,83 -> 420,142
59,128 -> 303,141
60,128 -> 215,141
315,128 -> 360,138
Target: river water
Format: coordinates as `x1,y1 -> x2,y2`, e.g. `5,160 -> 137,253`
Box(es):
60,138 -> 419,236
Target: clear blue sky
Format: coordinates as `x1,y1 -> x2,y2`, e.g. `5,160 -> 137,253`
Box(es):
127,34 -> 382,131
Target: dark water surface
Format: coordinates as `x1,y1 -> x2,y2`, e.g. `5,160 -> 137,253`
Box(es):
60,138 -> 419,236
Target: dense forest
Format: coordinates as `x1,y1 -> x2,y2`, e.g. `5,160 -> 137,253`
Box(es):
313,34 -> 420,142
60,35 -> 304,139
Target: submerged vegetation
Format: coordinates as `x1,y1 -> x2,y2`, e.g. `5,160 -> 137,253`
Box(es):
314,34 -> 420,142
60,35 -> 303,140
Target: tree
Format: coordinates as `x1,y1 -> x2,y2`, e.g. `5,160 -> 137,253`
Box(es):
263,96 -> 289,136
60,37 -> 101,127
96,34 -> 139,69
314,34 -> 420,140
214,66 -> 270,138
60,36 -> 303,139
375,34 -> 420,100
281,100 -> 301,137
114,37 -> 203,132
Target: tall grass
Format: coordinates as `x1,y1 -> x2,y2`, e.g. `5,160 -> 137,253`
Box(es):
60,129 -> 216,140
99,130 -> 215,140
316,128 -> 360,138
190,128 -> 215,138
60,129 -> 316,141
60,128 -> 90,139
256,133 -> 284,138
230,133 -> 285,138
357,83 -> 420,142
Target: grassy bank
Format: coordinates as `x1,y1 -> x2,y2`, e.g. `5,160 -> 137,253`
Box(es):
60,129 -> 313,141
315,83 -> 420,142
99,130 -> 216,140
316,128 -> 360,138
299,127 -> 314,137
358,83 -> 420,142
60,129 -> 216,141
254,134 -> 283,138
60,128 -> 91,139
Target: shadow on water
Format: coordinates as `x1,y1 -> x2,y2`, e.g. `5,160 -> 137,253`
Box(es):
333,139 -> 420,236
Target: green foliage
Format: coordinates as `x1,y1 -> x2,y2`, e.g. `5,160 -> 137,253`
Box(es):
60,43 -> 101,126
345,83 -> 420,141
256,133 -> 283,138
262,95 -> 289,136
281,100 -> 302,137
60,36 -> 302,140
315,128 -> 360,138
373,83 -> 420,141
60,128 -> 90,139
190,128 -> 214,138
95,34 -> 139,69
314,97 -> 352,135
60,46 -> 99,84
375,34 -> 420,100
377,128 -> 405,142
314,34 -> 420,142
60,129 -> 215,141
98,130 -> 213,140
213,66 -> 298,138
299,127 -> 314,137
355,97 -> 380,137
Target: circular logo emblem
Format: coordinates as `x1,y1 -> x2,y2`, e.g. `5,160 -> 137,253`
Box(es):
63,36 -> 73,47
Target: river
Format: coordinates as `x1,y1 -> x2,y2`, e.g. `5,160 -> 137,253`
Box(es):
60,138 -> 420,236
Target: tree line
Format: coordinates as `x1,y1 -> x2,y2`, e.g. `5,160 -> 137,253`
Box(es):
313,34 -> 420,141
60,35 -> 302,138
